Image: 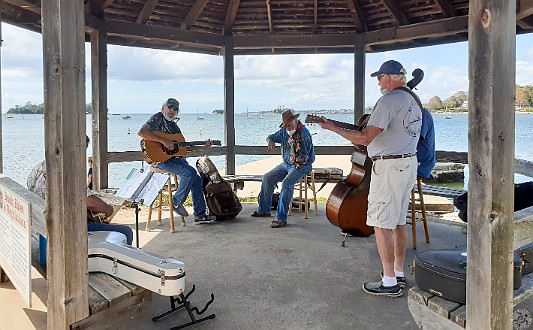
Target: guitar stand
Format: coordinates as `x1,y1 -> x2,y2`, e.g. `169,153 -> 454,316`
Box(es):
152,285 -> 216,330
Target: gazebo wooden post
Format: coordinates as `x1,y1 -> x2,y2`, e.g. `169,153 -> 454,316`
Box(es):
90,29 -> 109,190
0,1 -> 5,284
466,1 -> 516,329
224,39 -> 236,175
353,34 -> 365,122
42,0 -> 89,328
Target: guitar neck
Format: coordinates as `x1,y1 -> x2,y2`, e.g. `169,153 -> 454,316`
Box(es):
328,119 -> 359,131
174,141 -> 207,147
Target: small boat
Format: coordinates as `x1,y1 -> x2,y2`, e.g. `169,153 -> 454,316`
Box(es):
444,108 -> 451,119
196,108 -> 204,120
6,115 -> 14,119
122,116 -> 132,120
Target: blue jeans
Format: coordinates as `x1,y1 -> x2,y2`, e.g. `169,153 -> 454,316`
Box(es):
156,157 -> 207,217
258,162 -> 311,222
88,222 -> 134,245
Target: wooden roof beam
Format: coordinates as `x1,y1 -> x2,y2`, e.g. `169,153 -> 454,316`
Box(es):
517,0 -> 533,20
346,0 -> 367,32
380,0 -> 409,25
518,16 -> 533,28
86,16 -> 224,47
433,0 -> 455,17
136,0 -> 159,24
87,0 -> 115,17
180,0 -> 210,30
233,16 -> 468,49
266,0 -> 274,33
223,0 -> 241,35
3,0 -> 40,15
313,0 -> 318,33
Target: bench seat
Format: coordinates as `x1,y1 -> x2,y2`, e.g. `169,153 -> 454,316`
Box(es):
408,205 -> 533,329
408,273 -> 533,329
0,176 -> 151,328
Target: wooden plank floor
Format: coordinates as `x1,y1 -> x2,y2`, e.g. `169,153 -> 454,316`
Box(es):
409,272 -> 533,329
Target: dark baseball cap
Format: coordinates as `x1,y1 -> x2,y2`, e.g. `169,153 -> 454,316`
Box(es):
163,98 -> 180,110
370,60 -> 407,77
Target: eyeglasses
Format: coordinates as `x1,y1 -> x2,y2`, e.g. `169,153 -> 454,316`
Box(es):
377,74 -> 386,81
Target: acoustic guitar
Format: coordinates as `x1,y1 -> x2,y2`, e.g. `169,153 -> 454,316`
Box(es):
143,132 -> 221,163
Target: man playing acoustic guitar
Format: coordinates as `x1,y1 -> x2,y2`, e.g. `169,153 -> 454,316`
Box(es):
138,98 -> 216,224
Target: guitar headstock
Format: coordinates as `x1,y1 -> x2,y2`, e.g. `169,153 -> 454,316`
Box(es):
305,114 -> 325,125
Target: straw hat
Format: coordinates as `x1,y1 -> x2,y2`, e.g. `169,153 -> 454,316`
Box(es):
279,109 -> 300,128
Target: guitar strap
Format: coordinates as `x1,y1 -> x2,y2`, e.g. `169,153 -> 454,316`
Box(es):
396,86 -> 424,111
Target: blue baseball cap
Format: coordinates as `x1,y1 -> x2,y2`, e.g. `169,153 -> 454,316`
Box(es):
370,60 -> 407,77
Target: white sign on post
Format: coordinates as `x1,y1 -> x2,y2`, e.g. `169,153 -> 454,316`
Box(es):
0,184 -> 32,307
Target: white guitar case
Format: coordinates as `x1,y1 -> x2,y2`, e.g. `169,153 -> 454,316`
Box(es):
87,231 -> 185,296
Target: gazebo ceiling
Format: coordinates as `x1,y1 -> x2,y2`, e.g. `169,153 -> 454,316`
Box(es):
2,0 -> 533,55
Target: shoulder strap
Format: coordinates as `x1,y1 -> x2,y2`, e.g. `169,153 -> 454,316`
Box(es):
396,86 -> 423,111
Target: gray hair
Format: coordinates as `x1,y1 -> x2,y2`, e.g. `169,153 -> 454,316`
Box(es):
389,74 -> 406,84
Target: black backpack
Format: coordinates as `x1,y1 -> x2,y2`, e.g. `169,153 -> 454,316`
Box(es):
453,181 -> 533,222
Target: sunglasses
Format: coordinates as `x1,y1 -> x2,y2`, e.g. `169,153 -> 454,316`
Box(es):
377,74 -> 387,81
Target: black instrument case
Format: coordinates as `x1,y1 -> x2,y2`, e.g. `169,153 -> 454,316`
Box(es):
415,246 -> 522,304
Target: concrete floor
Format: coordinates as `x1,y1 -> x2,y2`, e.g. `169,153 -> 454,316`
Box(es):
2,203 -> 532,330
113,203 -> 466,330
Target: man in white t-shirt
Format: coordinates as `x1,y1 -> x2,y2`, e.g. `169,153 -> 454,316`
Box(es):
318,60 -> 422,297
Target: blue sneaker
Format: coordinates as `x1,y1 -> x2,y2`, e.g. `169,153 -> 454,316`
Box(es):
173,202 -> 189,217
193,214 -> 216,224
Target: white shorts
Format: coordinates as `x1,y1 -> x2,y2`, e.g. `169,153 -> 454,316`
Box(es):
366,157 -> 417,229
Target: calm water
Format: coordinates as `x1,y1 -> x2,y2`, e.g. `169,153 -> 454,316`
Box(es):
2,112 -> 533,188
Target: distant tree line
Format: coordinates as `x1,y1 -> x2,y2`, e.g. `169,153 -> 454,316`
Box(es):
516,85 -> 533,108
7,102 -> 95,114
425,85 -> 533,111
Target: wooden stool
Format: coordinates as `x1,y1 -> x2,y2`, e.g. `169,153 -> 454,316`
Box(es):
289,171 -> 318,219
407,177 -> 430,249
146,168 -> 185,233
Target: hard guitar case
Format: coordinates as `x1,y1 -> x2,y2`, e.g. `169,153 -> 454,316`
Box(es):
196,156 -> 242,220
88,231 -> 186,296
415,246 -> 522,304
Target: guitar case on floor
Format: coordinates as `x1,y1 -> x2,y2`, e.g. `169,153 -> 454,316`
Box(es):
415,246 -> 522,304
196,156 -> 242,220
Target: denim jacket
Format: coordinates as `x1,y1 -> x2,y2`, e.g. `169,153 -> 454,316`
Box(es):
267,126 -> 315,169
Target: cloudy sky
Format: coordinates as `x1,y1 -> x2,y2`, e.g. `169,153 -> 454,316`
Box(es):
2,23 -> 533,114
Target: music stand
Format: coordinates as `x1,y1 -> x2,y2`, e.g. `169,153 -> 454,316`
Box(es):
116,168 -> 169,247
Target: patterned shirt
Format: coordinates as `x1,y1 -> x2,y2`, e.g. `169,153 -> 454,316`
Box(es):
143,112 -> 182,135
27,161 -> 46,199
27,161 -> 93,199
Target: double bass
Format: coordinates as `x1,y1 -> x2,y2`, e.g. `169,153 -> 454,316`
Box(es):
305,114 -> 374,236
305,69 -> 425,237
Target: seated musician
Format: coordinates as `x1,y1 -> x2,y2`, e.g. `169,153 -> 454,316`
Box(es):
27,135 -> 133,245
252,109 -> 315,228
138,98 -> 215,224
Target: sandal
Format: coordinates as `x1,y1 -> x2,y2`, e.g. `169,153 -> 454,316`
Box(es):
251,211 -> 271,217
270,220 -> 287,228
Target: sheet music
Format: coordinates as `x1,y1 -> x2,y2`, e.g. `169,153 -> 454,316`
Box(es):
136,173 -> 169,206
116,169 -> 170,207
116,169 -> 152,200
